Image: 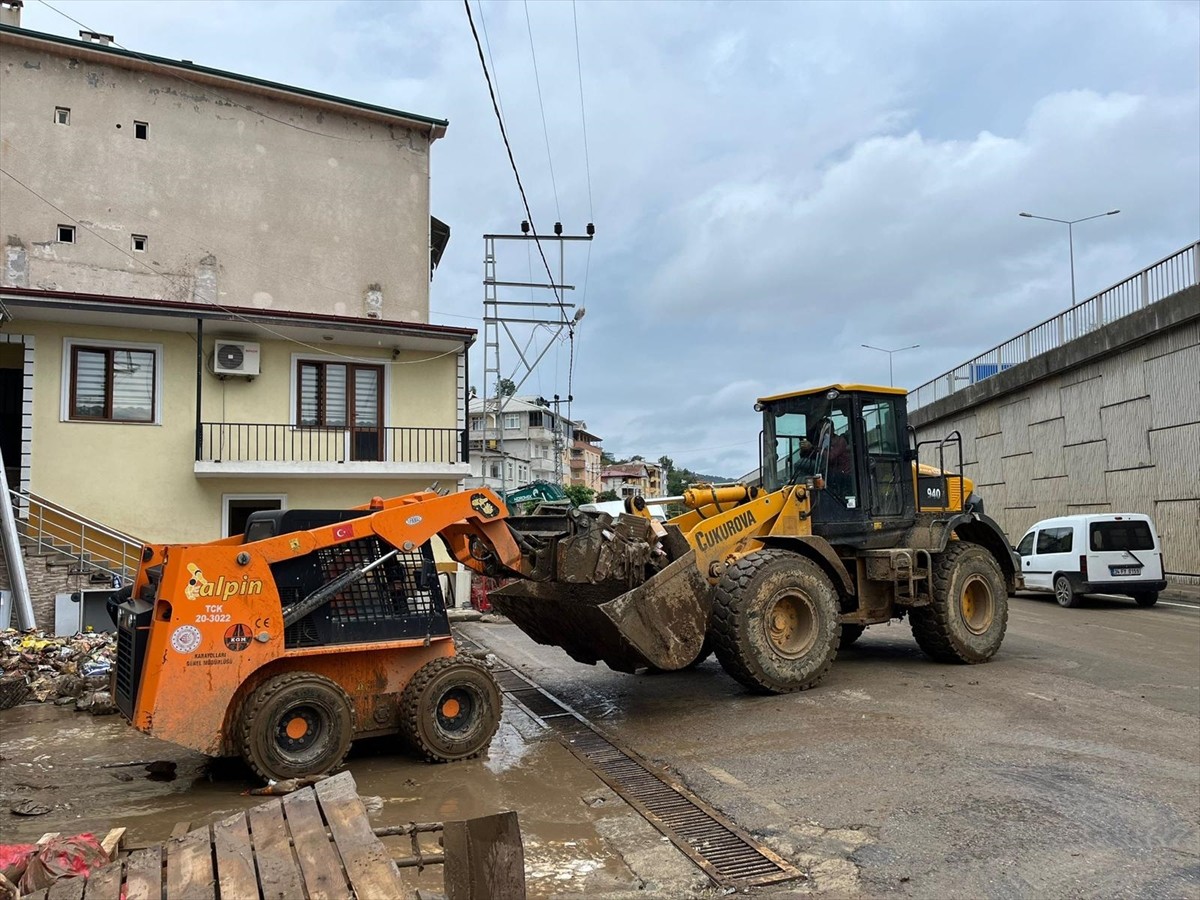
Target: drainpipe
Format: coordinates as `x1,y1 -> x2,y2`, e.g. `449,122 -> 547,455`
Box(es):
195,318 -> 203,461
0,446 -> 35,629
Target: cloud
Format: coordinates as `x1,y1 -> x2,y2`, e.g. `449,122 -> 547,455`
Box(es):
21,0 -> 1200,479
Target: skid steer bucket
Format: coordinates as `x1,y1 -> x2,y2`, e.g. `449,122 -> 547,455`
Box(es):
489,551 -> 711,674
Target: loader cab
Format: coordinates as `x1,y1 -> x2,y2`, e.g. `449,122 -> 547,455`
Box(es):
759,384 -> 916,546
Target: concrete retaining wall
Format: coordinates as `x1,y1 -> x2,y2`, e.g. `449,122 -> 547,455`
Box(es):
911,286 -> 1200,582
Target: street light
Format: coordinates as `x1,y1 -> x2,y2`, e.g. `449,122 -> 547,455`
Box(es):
861,343 -> 920,387
1019,209 -> 1120,305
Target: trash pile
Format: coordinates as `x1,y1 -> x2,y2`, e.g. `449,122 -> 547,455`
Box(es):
0,630 -> 117,714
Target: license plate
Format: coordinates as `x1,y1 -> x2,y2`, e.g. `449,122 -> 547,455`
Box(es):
1109,565 -> 1142,577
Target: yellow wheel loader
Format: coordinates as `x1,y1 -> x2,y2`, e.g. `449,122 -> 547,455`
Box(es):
488,384 -> 1021,693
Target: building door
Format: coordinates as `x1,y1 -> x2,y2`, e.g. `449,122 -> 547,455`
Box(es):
350,366 -> 383,461
0,345 -> 23,489
224,495 -> 285,538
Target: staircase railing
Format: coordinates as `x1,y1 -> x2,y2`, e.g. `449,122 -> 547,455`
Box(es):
7,487 -> 143,584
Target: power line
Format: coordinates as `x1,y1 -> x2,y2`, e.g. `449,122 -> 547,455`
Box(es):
462,0 -> 570,329
0,166 -> 461,367
475,1 -> 507,127
572,0 -> 595,223
36,0 -> 422,145
523,0 -> 561,223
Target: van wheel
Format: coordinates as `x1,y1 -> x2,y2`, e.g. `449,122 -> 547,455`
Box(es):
911,542 -> 1008,663
1133,591 -> 1158,608
1054,574 -> 1080,608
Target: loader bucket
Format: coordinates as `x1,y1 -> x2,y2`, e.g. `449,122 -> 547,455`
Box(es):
489,551 -> 711,674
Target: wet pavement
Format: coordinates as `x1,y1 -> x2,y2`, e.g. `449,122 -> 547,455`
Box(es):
2,590 -> 1197,898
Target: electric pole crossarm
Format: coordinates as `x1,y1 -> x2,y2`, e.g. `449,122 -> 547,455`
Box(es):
488,300 -> 577,308
483,234 -> 595,242
486,280 -> 576,290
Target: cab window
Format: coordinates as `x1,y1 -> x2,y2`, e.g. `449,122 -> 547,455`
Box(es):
862,399 -> 900,454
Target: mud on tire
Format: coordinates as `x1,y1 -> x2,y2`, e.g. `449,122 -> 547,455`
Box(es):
237,672 -> 354,781
400,657 -> 501,763
711,549 -> 841,694
910,541 -> 1009,664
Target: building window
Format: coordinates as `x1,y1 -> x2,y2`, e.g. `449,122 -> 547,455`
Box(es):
296,359 -> 385,461
131,234 -> 147,252
489,463 -> 501,478
134,121 -> 149,140
470,415 -> 484,431
54,107 -> 70,125
504,413 -> 520,430
57,224 -> 75,243
66,343 -> 159,423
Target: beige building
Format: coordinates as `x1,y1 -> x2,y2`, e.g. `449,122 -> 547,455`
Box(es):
0,17 -> 445,322
0,14 -> 473,565
569,424 -> 603,494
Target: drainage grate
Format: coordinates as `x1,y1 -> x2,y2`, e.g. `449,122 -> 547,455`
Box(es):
455,632 -> 802,889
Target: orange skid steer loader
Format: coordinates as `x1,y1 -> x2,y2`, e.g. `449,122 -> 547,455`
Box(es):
110,488 -> 526,781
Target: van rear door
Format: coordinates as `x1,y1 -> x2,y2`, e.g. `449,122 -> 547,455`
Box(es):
1086,518 -> 1162,584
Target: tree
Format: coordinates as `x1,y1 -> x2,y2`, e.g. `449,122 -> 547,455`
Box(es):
596,489 -> 619,502
600,450 -> 618,466
630,454 -> 645,462
496,378 -> 516,397
658,455 -> 675,473
563,484 -> 596,507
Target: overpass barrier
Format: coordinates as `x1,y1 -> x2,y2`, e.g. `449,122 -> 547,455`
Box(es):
909,241 -> 1199,410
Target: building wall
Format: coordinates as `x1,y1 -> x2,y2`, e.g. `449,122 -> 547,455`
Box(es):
16,318 -> 462,542
912,289 -> 1199,582
0,34 -> 435,322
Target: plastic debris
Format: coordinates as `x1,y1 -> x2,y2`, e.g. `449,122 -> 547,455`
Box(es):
0,629 -> 116,711
10,800 -> 51,817
18,834 -> 109,894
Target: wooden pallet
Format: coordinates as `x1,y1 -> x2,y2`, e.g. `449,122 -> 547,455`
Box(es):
23,772 -> 412,900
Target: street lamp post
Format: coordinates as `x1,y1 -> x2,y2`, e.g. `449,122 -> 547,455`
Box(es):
861,343 -> 920,387
1019,209 -> 1120,305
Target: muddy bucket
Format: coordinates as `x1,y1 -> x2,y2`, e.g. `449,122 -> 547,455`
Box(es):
489,552 -> 711,674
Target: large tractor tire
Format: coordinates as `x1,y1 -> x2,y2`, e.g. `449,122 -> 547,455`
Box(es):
238,672 -> 354,781
711,549 -> 841,694
911,542 -> 1008,664
400,657 -> 501,763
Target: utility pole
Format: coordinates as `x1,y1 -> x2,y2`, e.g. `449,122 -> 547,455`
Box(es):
481,223 -> 593,495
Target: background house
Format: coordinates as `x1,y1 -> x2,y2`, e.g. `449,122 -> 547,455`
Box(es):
0,16 -> 472,622
467,395 -> 566,491
569,423 -> 603,494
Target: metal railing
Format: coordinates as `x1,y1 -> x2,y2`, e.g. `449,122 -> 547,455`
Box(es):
909,241 -> 1199,410
197,423 -> 464,465
8,487 -> 143,583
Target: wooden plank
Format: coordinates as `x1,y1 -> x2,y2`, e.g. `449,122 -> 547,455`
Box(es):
443,812 -> 526,900
46,877 -> 86,900
315,773 -> 411,900
211,812 -> 259,900
123,846 -> 163,900
99,828 -> 126,860
246,798 -> 306,900
165,827 -> 215,900
283,787 -> 351,900
169,823 -> 191,840
36,832 -> 62,845
82,859 -> 124,900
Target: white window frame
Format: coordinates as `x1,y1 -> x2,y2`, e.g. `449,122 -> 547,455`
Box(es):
60,336 -> 164,425
504,413 -> 520,430
222,493 -> 287,538
57,224 -> 76,243
470,415 -> 484,432
54,106 -> 70,125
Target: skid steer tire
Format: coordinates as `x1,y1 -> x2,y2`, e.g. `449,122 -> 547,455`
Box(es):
840,624 -> 866,648
400,657 -> 501,763
238,672 -> 354,781
911,542 -> 1008,664
711,549 -> 840,694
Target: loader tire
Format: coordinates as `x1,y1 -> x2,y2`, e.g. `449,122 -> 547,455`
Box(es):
400,657 -> 501,763
711,549 -> 840,694
840,624 -> 866,648
238,672 -> 354,781
910,542 -> 1008,664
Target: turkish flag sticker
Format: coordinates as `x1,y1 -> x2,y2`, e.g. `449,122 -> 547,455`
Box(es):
333,523 -> 355,540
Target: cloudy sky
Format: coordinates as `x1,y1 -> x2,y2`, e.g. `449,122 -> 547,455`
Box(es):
24,0 -> 1200,477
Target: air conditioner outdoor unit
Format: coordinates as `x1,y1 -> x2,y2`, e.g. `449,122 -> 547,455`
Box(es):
212,340 -> 261,377
486,439 -> 498,450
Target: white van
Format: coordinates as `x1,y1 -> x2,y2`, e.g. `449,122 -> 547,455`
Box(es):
1014,514 -> 1166,608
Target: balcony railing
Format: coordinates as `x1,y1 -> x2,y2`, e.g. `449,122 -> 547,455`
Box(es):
198,423 -> 465,465
909,241 -> 1199,411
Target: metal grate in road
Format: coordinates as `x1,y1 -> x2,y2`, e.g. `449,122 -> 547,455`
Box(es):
455,633 -> 802,889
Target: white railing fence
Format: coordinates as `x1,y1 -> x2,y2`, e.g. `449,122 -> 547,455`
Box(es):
909,241 -> 1199,410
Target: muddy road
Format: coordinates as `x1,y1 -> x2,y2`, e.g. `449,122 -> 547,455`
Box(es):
2,590 -> 1197,898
